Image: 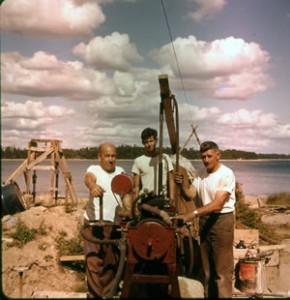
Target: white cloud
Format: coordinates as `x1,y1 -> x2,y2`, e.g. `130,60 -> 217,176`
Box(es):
1,99 -> 78,148
0,0 -> 106,37
150,36 -> 274,100
2,51 -> 116,100
73,32 -> 143,71
2,128 -> 68,149
218,109 -> 277,128
1,100 -> 75,130
187,0 -> 227,22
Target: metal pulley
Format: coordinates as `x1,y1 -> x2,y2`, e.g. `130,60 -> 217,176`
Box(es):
131,219 -> 172,260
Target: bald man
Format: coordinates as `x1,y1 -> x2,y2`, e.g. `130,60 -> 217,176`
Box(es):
83,143 -> 130,298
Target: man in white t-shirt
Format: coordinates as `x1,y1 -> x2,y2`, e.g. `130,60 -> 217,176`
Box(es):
175,141 -> 236,298
83,143 -> 132,298
131,127 -> 174,202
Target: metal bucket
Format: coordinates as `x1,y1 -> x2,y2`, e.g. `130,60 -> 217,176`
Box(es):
1,181 -> 26,217
238,260 -> 257,292
236,258 -> 267,294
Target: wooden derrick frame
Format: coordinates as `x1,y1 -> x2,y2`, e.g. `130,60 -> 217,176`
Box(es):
3,139 -> 78,207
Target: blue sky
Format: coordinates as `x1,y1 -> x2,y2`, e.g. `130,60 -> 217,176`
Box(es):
1,0 -> 290,154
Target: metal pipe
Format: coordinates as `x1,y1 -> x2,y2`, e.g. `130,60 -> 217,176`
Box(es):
80,226 -> 117,245
159,98 -> 164,196
32,170 -> 37,203
54,162 -> 59,202
99,196 -> 103,221
107,237 -> 127,298
14,266 -> 29,298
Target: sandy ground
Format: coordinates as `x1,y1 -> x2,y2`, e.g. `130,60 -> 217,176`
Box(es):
1,201 -> 86,299
1,196 -> 290,299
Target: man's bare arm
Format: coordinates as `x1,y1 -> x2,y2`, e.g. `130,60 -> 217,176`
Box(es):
85,172 -> 105,197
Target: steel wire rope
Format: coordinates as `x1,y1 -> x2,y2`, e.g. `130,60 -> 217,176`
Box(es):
160,0 -> 193,123
160,0 -> 196,278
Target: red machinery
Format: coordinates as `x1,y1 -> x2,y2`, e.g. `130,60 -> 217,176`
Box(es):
81,75 -> 198,298
120,194 -> 182,298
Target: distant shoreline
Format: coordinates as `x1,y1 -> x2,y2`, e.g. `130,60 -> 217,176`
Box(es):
2,158 -> 290,162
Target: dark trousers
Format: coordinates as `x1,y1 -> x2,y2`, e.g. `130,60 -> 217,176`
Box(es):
83,220 -> 120,298
199,212 -> 234,298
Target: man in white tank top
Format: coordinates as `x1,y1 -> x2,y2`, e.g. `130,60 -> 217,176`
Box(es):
83,143 -> 132,298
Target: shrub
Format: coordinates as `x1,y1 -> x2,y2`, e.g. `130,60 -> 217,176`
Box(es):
235,182 -> 275,240
9,221 -> 37,247
55,226 -> 83,257
266,193 -> 290,206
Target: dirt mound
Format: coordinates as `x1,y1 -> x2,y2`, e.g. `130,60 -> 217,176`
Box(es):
1,202 -> 87,299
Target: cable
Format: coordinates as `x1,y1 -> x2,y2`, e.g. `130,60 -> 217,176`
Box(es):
160,0 -> 190,113
160,0 -> 200,147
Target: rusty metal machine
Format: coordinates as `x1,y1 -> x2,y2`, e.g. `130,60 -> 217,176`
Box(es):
81,74 -> 198,298
119,191 -> 185,298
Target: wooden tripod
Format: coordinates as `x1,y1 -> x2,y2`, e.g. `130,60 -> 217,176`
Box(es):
3,139 -> 78,207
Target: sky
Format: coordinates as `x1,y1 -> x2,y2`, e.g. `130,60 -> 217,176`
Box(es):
1,0 -> 290,154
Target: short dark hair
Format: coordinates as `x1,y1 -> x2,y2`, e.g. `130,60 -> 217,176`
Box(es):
141,127 -> 158,142
200,141 -> 220,153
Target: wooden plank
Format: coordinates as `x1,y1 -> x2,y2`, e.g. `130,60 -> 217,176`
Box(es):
31,165 -> 55,171
59,255 -> 85,262
3,158 -> 28,185
26,148 -> 54,170
55,149 -> 78,205
30,138 -> 62,144
29,146 -> 53,152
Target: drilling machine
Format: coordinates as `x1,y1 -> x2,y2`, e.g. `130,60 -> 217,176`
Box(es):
81,74 -> 197,298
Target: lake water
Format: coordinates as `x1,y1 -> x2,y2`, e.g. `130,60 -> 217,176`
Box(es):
1,159 -> 290,199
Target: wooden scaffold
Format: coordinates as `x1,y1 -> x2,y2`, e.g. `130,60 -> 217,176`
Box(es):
3,139 -> 78,208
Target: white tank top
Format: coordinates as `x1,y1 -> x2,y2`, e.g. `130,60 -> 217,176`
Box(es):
84,165 -> 124,221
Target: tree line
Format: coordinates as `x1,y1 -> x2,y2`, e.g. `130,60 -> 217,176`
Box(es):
1,145 -> 289,160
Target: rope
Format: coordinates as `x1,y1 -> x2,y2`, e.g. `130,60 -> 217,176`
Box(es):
160,0 -> 198,145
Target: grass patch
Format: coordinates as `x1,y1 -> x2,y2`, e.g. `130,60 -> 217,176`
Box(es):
55,231 -> 84,257
266,192 -> 290,206
7,219 -> 54,248
8,220 -> 37,247
55,226 -> 85,278
55,220 -> 84,257
44,254 -> 54,262
235,182 -> 276,240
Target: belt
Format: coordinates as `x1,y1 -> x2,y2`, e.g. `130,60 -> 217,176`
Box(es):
212,211 -> 233,215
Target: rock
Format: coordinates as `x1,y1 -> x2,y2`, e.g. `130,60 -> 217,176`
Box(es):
2,215 -> 19,230
261,213 -> 290,226
178,276 -> 204,298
